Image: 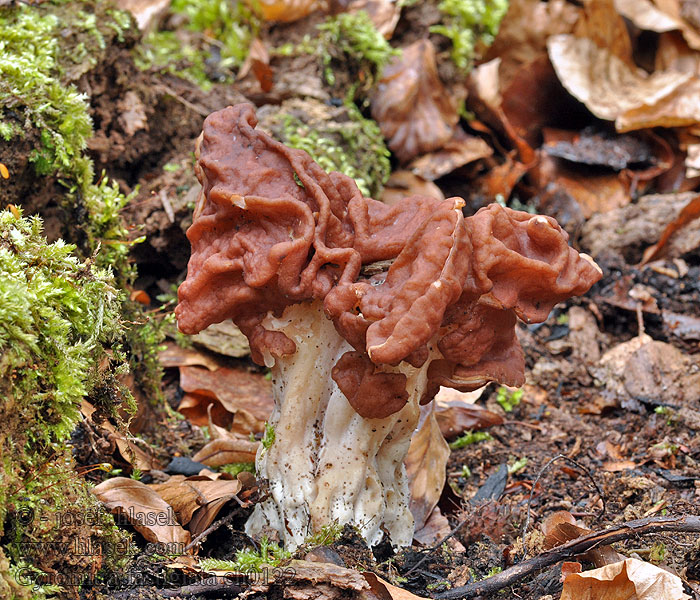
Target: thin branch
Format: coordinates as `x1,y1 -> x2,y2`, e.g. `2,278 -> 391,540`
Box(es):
433,514 -> 700,600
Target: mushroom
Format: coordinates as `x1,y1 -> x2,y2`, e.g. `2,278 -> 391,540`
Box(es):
176,104 -> 602,549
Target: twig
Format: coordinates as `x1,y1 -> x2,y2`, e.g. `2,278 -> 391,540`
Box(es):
521,454 -> 606,559
183,502 -> 245,552
110,578 -> 245,599
433,514 -> 700,599
155,83 -> 210,117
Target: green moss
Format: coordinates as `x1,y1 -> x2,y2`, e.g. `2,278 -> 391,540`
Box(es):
449,430 -> 493,450
219,462 -> 256,476
430,0 -> 508,71
495,386 -> 522,412
261,422 -> 275,450
316,10 -> 399,91
136,0 -> 258,90
0,209 -> 133,597
303,522 -> 343,547
200,537 -> 290,573
261,98 -> 391,198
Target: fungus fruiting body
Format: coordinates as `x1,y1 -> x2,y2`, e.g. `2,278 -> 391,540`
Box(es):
176,103 -> 602,549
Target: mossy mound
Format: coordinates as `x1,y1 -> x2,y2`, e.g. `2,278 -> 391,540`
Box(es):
257,98 -> 391,199
0,209 -> 132,598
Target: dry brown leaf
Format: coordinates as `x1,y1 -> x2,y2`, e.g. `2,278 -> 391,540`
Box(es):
245,0 -> 317,22
178,365 -> 274,433
477,157 -> 529,201
159,341 -> 226,371
575,0 -> 633,65
656,32 -> 700,74
380,171 -> 445,206
371,39 -> 459,163
346,0 -> 401,38
602,460 -> 637,472
405,408 -> 450,531
193,438 -> 260,467
238,38 -> 274,93
560,558 -> 691,600
485,0 -> 581,89
92,477 -> 191,547
547,34 -> 691,125
542,510 -> 586,549
615,0 -> 684,34
641,193 -> 700,263
413,506 -> 451,546
685,141 -> 700,177
363,572 -> 428,600
407,127 -> 492,181
431,388 -> 503,440
116,0 -> 170,30
149,474 -> 242,526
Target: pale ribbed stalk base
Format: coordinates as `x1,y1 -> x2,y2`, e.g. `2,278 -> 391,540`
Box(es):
245,301 -> 429,550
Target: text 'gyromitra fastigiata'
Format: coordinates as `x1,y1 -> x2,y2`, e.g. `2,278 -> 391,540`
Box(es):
176,103 -> 602,550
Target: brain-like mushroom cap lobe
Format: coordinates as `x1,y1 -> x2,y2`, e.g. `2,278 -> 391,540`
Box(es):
177,103 -> 603,417
331,351 -> 409,419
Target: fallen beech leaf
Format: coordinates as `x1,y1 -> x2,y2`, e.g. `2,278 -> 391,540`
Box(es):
431,388 -> 503,440
413,505 -> 451,546
117,0 -> 170,31
193,438 -> 260,467
380,171 -> 445,206
178,365 -> 274,433
547,35 -> 691,127
686,142 -> 700,177
371,39 -> 458,163
641,193 -> 700,263
617,77 -> 700,131
485,0 -> 581,89
93,477 -> 191,547
560,558 -> 691,600
574,0 -> 633,65
346,0 -> 401,38
238,38 -> 274,93
407,127 -> 492,181
405,408 -> 450,530
245,0 -> 317,22
363,572 -> 428,600
542,510 -> 585,549
188,494 -> 239,537
616,0 -> 700,51
158,341 -> 225,371
149,474 -> 242,526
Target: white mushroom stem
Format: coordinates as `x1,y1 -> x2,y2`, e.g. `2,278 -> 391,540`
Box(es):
245,301 -> 432,550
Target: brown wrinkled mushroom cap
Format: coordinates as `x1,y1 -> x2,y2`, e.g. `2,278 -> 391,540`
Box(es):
176,103 -> 602,418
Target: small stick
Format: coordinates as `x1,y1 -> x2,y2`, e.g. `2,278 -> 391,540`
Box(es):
184,503 -> 245,552
433,514 -> 700,600
520,454 -> 606,559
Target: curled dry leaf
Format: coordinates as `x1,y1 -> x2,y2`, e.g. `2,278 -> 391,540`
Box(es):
405,408 -> 450,531
431,388 -> 503,440
615,0 -> 700,50
158,340 -> 226,371
560,557 -> 691,600
346,0 -> 401,39
238,38 -> 274,93
363,572 -> 428,600
191,320 -> 251,358
371,39 -> 459,163
547,34 -> 694,130
92,477 -> 191,547
178,365 -> 274,434
485,0 -> 581,89
149,473 -> 242,526
245,0 -> 317,22
642,193 -> 700,262
193,438 -> 260,467
407,127 -> 492,181
573,0 -> 633,65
